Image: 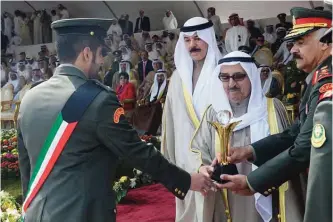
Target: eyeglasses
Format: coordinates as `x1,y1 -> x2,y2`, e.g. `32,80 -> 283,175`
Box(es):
218,73 -> 247,82
261,68 -> 270,73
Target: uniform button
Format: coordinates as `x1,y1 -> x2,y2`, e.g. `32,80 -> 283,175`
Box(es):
182,193 -> 185,196
178,190 -> 181,195
175,188 -> 178,192
272,187 -> 276,190
264,191 -> 269,195
268,189 -> 272,192
114,209 -> 117,214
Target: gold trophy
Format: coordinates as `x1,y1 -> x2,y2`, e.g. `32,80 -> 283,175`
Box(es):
209,110 -> 241,183
209,110 -> 241,222
208,110 -> 241,183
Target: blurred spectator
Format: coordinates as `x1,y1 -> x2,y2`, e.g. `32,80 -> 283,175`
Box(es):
119,14 -> 134,36
163,10 -> 178,30
207,7 -> 223,38
276,13 -> 292,30
51,10 -> 60,42
263,25 -> 277,44
271,27 -> 286,55
3,12 -> 13,40
225,13 -> 249,52
134,9 -> 150,33
58,4 -> 70,19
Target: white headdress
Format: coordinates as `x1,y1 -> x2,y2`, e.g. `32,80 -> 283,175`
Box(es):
150,69 -> 167,102
175,17 -> 222,118
119,46 -> 131,61
152,59 -> 165,70
210,51 -> 272,222
258,65 -> 273,95
7,71 -> 20,93
118,60 -> 131,74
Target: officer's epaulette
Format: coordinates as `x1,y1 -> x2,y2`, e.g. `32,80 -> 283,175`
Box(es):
90,79 -> 114,92
312,65 -> 332,86
318,82 -> 332,103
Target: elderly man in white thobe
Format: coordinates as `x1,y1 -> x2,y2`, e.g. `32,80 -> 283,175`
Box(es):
162,17 -> 222,222
163,10 -> 178,30
191,51 -> 303,222
225,13 -> 249,53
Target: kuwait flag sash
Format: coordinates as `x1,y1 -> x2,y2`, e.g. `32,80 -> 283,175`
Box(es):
21,81 -> 102,219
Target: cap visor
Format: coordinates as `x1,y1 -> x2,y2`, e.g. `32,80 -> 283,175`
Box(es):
284,28 -> 318,41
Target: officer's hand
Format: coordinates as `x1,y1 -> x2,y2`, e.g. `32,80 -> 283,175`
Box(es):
190,173 -> 216,196
227,146 -> 253,164
198,165 -> 214,177
218,174 -> 255,196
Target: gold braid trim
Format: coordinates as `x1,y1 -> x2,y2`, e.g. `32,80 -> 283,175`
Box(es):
293,23 -> 329,29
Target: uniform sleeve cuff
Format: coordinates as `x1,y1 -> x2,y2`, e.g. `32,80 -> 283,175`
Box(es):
246,176 -> 256,193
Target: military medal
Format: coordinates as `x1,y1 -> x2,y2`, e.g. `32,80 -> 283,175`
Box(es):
311,124 -> 326,148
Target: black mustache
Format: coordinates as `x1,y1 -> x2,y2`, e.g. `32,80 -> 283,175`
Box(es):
229,87 -> 240,92
293,53 -> 302,59
190,48 -> 201,53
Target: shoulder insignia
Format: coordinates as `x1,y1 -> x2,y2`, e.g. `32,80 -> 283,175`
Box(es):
319,89 -> 333,102
311,124 -> 326,148
312,65 -> 332,85
114,107 -> 125,124
90,79 -> 114,92
318,83 -> 333,102
319,83 -> 332,93
317,65 -> 332,82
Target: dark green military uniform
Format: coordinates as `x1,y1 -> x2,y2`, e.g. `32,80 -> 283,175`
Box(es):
245,8 -> 332,195
304,27 -> 332,222
18,19 -> 191,222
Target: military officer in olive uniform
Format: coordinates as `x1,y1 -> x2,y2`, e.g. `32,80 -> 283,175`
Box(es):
17,19 -> 215,222
304,27 -> 332,222
218,7 -> 332,200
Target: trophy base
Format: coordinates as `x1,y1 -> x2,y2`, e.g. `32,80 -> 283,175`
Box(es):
211,164 -> 238,184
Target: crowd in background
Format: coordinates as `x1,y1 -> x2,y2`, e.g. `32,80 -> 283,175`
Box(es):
1,5 -> 319,133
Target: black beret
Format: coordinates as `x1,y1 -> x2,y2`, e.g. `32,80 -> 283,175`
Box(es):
51,18 -> 114,48
277,13 -> 287,19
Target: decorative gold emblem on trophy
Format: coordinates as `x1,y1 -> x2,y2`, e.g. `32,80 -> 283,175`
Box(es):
208,110 -> 241,222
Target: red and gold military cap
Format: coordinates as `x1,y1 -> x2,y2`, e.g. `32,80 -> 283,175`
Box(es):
285,7 -> 332,40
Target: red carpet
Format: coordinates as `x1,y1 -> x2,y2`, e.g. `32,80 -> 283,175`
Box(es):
117,183 -> 175,222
